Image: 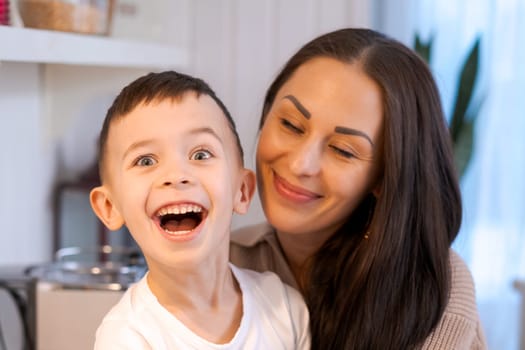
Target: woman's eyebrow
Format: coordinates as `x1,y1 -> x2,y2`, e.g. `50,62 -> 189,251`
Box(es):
283,95 -> 311,119
282,95 -> 374,147
334,126 -> 374,147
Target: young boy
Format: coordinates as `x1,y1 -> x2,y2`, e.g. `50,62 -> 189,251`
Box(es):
89,71 -> 310,349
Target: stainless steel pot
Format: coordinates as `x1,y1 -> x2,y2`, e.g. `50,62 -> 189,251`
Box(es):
28,245 -> 146,290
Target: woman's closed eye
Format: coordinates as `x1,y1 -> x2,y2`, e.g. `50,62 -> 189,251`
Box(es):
329,145 -> 355,159
134,155 -> 157,167
280,118 -> 304,134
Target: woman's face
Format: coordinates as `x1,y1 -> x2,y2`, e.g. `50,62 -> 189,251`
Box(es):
256,57 -> 383,240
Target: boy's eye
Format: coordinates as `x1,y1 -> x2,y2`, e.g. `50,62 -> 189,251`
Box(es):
329,145 -> 355,159
191,149 -> 213,161
135,155 -> 157,167
280,118 -> 304,134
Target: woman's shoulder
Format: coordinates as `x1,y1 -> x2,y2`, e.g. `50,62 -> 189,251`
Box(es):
229,222 -> 278,270
229,222 -> 276,268
421,250 -> 487,349
230,222 -> 274,247
229,223 -> 298,288
447,250 -> 478,319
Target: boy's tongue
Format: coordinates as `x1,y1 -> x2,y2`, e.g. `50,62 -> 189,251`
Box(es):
164,218 -> 198,232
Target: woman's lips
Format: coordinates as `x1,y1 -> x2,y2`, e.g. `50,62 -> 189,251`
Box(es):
272,171 -> 321,203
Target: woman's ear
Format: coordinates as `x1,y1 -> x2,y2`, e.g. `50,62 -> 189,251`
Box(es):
89,186 -> 125,231
233,169 -> 256,215
372,183 -> 382,198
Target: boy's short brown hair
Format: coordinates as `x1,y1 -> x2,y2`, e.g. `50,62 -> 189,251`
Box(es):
98,71 -> 244,181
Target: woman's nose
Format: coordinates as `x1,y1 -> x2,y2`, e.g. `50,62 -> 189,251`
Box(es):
289,140 -> 322,177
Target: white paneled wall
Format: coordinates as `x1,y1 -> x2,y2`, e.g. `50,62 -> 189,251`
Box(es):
0,0 -> 377,264
0,62 -> 54,264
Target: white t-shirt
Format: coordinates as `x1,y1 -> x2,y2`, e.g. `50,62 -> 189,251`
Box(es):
94,263 -> 310,350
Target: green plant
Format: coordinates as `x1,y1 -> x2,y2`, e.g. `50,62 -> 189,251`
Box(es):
414,34 -> 482,178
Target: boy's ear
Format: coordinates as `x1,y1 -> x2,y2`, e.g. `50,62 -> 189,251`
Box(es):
233,169 -> 256,215
89,186 -> 125,231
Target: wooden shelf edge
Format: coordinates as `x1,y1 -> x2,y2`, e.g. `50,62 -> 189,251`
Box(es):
0,26 -> 189,69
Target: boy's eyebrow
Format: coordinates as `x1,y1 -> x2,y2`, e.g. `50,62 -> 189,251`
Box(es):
122,139 -> 155,160
283,95 -> 311,119
188,126 -> 224,145
122,127 -> 224,160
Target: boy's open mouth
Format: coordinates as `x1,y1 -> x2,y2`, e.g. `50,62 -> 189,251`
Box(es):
156,204 -> 206,234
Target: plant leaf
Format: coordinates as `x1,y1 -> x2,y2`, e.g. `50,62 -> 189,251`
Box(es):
453,118 -> 475,178
414,33 -> 434,63
450,36 -> 481,143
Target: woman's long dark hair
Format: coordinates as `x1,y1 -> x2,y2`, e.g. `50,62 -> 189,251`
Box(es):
260,28 -> 462,349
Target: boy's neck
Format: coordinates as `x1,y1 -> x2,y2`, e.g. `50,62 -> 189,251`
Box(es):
146,252 -> 243,344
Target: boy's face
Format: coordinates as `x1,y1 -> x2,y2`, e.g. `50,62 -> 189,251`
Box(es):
90,95 -> 254,271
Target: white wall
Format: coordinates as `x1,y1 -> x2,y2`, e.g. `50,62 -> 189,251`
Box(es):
0,0 -> 378,264
0,62 -> 54,264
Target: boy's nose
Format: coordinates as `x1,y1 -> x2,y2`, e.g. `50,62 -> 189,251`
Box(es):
162,178 -> 190,186
157,164 -> 194,188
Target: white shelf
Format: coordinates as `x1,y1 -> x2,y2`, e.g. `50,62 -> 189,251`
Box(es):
0,26 -> 189,69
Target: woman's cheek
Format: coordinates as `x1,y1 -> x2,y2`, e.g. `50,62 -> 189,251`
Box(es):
256,128 -> 276,160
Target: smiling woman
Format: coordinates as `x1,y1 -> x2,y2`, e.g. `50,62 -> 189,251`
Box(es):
231,28 -> 487,350
255,56 -> 383,242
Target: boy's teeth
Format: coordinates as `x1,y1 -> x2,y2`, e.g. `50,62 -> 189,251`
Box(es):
164,229 -> 191,235
157,204 -> 203,216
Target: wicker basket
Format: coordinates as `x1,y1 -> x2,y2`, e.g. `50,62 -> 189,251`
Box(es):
18,0 -> 114,35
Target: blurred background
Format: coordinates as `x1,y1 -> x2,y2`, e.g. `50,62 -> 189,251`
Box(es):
0,0 -> 524,349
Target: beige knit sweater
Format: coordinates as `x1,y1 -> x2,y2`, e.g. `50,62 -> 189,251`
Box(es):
230,223 -> 487,350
